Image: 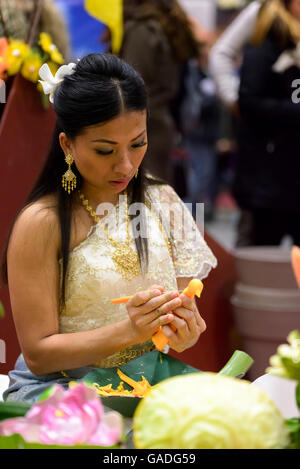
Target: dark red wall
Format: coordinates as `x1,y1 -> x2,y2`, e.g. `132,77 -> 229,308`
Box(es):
0,74 -> 56,374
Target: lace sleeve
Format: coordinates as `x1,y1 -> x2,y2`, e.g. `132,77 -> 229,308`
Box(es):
147,184 -> 217,280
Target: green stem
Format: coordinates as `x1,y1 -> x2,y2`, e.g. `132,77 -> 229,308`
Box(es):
218,350 -> 254,378
0,302 -> 4,318
296,382 -> 300,410
40,92 -> 49,110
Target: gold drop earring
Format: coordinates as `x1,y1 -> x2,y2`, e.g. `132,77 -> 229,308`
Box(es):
135,168 -> 139,179
62,153 -> 77,194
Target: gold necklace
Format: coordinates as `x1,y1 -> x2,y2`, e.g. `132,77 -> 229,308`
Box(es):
78,189 -> 140,281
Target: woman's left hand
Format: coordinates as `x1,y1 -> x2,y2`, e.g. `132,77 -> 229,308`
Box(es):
161,293 -> 206,353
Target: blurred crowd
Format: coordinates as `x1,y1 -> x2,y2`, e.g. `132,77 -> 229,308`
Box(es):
108,0 -> 300,249
2,0 -> 300,248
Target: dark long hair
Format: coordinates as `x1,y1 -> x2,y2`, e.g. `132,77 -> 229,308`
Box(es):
1,53 -> 166,308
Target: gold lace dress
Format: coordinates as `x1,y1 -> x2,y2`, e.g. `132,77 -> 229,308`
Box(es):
58,183 -> 217,368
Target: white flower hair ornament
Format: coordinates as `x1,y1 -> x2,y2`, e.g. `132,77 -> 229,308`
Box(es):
38,62 -> 77,104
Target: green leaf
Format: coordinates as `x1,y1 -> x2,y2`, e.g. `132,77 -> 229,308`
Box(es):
42,53 -> 50,62
37,386 -> 55,402
30,47 -> 41,56
296,382 -> 300,410
280,357 -> 300,381
0,302 -> 5,318
0,434 -> 23,449
82,350 -> 201,417
285,418 -> 300,449
0,433 -> 120,449
0,402 -> 31,421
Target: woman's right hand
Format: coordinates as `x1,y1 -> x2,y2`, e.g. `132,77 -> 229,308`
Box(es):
126,285 -> 182,344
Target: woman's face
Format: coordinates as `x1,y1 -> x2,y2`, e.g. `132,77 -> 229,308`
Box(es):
288,0 -> 300,21
60,110 -> 148,200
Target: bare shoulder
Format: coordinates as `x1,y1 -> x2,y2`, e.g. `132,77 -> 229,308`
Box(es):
8,194 -> 60,260
20,194 -> 57,219
14,194 -> 59,234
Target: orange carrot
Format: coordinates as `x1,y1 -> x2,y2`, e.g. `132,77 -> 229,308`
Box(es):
152,279 -> 204,350
110,279 -> 204,351
291,246 -> 300,288
182,279 -> 204,299
111,295 -> 133,304
110,280 -> 203,304
110,295 -> 171,350
152,327 -> 169,351
152,324 -> 178,351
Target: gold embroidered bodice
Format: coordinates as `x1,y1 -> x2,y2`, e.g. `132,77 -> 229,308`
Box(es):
58,184 -> 217,368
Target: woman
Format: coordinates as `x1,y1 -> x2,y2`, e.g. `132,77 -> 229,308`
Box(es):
209,0 -> 261,110
234,0 -> 300,245
118,0 -> 200,184
210,0 -> 300,108
1,53 -> 216,403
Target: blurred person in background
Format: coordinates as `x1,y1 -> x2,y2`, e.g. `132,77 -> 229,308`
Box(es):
209,0 -> 261,113
234,0 -> 300,246
209,1 -> 261,243
117,0 -> 200,186
0,0 -> 70,60
178,27 -> 220,221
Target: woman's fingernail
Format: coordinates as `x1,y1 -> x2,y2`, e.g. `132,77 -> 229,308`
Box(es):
152,289 -> 161,296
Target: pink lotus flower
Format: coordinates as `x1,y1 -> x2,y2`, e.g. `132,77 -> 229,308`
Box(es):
0,383 -> 122,447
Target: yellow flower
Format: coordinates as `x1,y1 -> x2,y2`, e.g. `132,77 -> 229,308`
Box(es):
39,32 -> 52,51
21,52 -> 43,82
39,32 -> 64,64
5,39 -> 30,75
